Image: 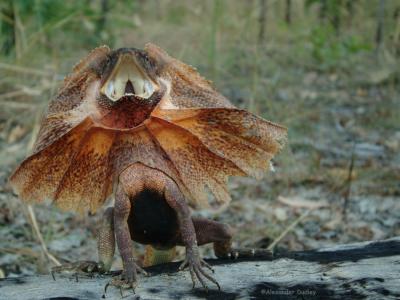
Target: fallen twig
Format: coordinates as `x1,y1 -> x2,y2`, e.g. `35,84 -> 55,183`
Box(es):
267,209 -> 311,252
26,205 -> 61,266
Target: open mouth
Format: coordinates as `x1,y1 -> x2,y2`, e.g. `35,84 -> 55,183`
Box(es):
100,53 -> 157,101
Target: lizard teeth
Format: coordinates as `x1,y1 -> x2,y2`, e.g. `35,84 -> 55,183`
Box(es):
106,81 -> 115,97
101,54 -> 157,102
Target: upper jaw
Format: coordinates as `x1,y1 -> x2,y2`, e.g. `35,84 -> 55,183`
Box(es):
100,53 -> 158,102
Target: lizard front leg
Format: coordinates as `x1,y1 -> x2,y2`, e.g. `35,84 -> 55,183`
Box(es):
164,180 -> 220,290
111,183 -> 147,289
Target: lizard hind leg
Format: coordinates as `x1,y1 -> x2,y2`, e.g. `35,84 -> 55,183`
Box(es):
51,207 -> 116,280
192,217 -> 234,258
98,207 -> 115,272
192,217 -> 272,260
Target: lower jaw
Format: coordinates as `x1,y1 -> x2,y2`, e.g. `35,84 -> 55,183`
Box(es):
94,94 -> 162,130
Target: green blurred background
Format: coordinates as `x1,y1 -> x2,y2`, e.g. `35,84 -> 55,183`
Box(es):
0,0 -> 399,277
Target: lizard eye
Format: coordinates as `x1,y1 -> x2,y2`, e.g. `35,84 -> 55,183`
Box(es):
100,53 -> 157,101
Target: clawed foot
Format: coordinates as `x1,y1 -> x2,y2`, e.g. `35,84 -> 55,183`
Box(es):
179,247 -> 220,291
104,259 -> 148,296
51,261 -> 106,281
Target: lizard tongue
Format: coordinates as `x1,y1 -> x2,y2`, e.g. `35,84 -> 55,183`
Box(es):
125,80 -> 135,94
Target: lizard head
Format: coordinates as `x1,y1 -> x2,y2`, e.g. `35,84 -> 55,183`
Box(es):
99,48 -> 158,102
57,44 -> 232,130
90,47 -> 163,130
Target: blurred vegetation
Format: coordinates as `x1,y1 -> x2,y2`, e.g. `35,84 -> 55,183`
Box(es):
0,0 -> 399,277
1,0 -> 398,115
1,1 -> 399,68
1,0 -> 399,87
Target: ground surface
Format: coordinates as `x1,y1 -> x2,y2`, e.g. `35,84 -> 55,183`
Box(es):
1,238 -> 399,300
0,1 -> 399,280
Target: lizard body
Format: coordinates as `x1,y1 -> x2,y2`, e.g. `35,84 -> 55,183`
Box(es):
95,163 -> 233,287
10,44 -> 287,290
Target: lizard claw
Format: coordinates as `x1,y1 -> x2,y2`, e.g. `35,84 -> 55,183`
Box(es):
104,275 -> 138,297
51,261 -> 105,281
104,259 -> 148,297
179,248 -> 220,291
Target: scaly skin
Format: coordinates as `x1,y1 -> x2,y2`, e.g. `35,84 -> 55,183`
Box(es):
104,163 -> 226,289
10,45 -> 284,292
53,162 -> 272,291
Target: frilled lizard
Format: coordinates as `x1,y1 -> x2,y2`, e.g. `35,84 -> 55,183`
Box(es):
9,44 -> 287,290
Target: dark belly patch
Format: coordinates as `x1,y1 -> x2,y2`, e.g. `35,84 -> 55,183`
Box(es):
128,188 -> 179,247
